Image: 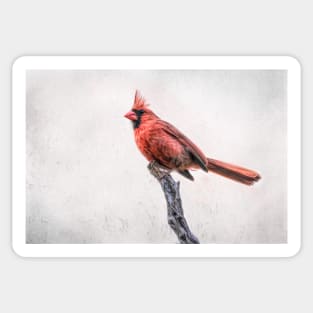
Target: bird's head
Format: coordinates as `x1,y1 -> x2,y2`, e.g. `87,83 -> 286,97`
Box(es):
124,90 -> 157,129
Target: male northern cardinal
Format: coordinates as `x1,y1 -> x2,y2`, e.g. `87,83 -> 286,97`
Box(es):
124,91 -> 261,185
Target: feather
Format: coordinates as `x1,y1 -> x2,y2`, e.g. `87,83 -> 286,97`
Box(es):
160,121 -> 208,171
206,158 -> 261,185
132,90 -> 149,110
178,170 -> 194,181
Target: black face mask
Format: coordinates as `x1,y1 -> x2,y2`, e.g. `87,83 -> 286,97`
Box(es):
132,109 -> 145,129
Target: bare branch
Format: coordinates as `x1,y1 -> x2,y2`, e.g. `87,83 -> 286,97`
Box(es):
148,161 -> 200,244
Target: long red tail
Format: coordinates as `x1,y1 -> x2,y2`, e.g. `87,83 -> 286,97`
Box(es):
206,158 -> 261,186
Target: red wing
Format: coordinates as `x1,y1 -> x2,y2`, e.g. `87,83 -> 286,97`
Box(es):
158,120 -> 208,171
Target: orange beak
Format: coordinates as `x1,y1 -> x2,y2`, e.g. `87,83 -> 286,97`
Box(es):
124,111 -> 137,121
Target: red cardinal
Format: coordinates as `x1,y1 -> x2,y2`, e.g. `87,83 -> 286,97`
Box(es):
124,91 -> 261,185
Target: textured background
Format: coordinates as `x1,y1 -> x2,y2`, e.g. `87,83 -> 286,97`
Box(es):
26,70 -> 287,243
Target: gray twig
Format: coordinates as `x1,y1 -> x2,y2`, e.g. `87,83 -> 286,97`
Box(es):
148,161 -> 200,244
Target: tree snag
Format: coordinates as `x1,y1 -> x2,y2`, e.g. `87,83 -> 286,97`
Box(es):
148,161 -> 200,244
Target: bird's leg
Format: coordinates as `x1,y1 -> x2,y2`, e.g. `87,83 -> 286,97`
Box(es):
148,160 -> 171,180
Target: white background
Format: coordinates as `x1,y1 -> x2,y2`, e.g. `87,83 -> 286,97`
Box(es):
0,1 -> 310,312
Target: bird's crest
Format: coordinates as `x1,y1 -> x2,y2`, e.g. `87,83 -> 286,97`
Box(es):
132,90 -> 150,110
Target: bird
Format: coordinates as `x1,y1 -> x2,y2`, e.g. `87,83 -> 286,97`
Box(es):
124,90 -> 261,185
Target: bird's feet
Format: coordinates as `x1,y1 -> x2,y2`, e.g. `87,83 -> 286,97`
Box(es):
148,161 -> 171,180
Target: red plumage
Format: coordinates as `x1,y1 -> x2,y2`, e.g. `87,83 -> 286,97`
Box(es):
124,91 -> 261,185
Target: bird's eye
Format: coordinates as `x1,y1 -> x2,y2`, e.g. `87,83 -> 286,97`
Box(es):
132,109 -> 145,115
